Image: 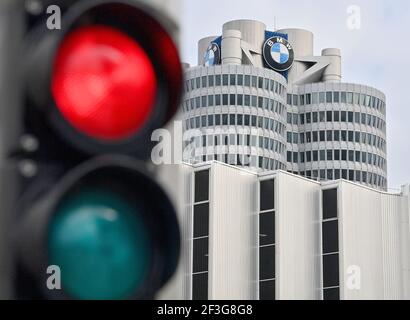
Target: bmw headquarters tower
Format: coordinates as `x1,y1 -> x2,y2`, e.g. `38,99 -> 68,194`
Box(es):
181,20 -> 387,190
156,20 -> 410,301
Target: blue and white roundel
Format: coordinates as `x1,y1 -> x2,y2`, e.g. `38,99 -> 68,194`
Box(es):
271,42 -> 290,64
203,43 -> 221,67
204,49 -> 215,66
263,36 -> 294,72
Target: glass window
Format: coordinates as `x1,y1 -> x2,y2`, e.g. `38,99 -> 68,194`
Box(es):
207,115 -> 213,126
230,74 -> 236,86
192,273 -> 208,300
313,131 -> 318,142
194,203 -> 209,238
347,92 -> 353,104
348,112 -> 354,123
258,77 -> 263,89
341,92 -> 347,103
208,95 -> 214,107
244,75 -> 251,86
323,220 -> 339,254
222,74 -> 229,86
323,253 -> 340,288
215,94 -> 221,106
326,92 -> 332,103
323,288 -> 340,301
237,74 -> 243,86
319,111 -> 325,122
208,75 -> 214,87
312,112 -> 318,123
333,92 -> 340,103
320,150 -> 326,161
326,111 -> 333,122
320,131 -> 326,142
260,180 -> 274,211
230,94 -> 235,105
327,150 -> 333,161
306,112 -> 312,124
222,94 -> 228,106
259,245 -> 275,280
229,114 -> 236,126
312,92 -> 319,104
319,92 -> 325,103
215,114 -> 221,125
306,93 -> 312,105
313,150 -> 318,162
354,93 -> 360,105
252,96 -> 257,107
252,76 -> 257,88
237,94 -> 243,106
342,150 -> 347,161
326,131 -> 334,143
260,212 -> 275,246
222,114 -> 228,125
334,149 -> 340,160
334,111 -> 340,122
193,237 -> 209,273
215,74 -> 221,86
259,280 -> 275,300
323,189 -> 338,219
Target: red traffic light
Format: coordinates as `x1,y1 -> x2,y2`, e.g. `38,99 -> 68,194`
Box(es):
25,0 -> 183,156
52,25 -> 157,141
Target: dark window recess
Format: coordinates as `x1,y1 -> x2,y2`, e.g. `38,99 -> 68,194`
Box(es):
193,203 -> 209,238
259,211 -> 275,246
323,253 -> 340,288
323,287 -> 340,300
195,170 -> 209,203
322,189 -> 338,220
260,180 -> 275,211
193,238 -> 209,273
259,280 -> 275,300
259,245 -> 275,280
322,220 -> 339,254
192,273 -> 208,300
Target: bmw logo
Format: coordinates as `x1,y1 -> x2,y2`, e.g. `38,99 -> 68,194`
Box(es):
203,42 -> 221,67
263,36 -> 294,72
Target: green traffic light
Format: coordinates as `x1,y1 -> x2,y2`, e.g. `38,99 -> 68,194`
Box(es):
48,189 -> 151,300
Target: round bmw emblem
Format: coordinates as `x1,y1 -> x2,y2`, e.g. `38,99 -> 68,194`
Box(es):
203,42 -> 221,67
263,36 -> 294,72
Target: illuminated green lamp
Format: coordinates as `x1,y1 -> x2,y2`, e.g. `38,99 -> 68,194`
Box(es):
48,190 -> 150,300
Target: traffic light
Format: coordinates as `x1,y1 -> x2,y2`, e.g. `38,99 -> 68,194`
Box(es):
0,0 -> 183,299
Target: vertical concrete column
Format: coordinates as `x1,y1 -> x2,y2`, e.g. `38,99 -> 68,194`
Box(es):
223,20 -> 266,67
322,48 -> 342,82
221,29 -> 242,65
276,28 -> 314,83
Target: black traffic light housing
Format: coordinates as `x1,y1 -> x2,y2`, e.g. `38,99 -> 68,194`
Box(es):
0,0 -> 183,300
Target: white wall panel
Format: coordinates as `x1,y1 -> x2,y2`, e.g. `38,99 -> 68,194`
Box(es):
156,163 -> 194,300
339,181 -> 409,300
275,172 -> 322,300
208,163 -> 258,299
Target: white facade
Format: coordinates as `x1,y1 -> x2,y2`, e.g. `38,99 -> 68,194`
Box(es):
157,161 -> 410,300
181,19 -> 387,190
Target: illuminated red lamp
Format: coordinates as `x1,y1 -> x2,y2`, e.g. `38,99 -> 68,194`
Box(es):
51,25 -> 157,141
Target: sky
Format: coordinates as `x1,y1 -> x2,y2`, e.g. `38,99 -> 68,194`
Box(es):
180,0 -> 410,190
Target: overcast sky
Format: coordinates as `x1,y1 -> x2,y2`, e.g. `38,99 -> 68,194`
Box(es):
180,0 -> 410,189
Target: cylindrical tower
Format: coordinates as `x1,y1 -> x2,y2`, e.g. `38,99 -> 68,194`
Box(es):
181,20 -> 388,190
286,83 -> 387,190
182,64 -> 288,172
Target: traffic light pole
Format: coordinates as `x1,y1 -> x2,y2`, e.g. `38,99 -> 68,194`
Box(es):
0,0 -> 25,299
